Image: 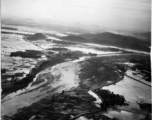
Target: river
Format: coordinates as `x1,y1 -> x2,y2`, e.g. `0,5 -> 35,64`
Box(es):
1,54 -> 151,120
1,57 -> 86,117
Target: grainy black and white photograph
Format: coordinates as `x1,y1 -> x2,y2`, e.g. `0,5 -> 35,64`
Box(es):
1,0 -> 151,120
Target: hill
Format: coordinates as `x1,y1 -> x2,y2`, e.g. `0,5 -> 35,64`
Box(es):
61,32 -> 150,52
26,33 -> 47,40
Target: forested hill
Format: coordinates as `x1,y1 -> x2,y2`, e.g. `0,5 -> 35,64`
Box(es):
61,32 -> 151,52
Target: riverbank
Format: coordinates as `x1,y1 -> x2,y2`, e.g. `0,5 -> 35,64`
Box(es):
1,55 -> 65,98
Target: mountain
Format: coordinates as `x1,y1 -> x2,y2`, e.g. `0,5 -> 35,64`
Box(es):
61,32 -> 150,52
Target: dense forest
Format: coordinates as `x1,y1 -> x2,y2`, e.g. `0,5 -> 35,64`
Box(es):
10,50 -> 42,58
95,89 -> 128,111
129,58 -> 151,82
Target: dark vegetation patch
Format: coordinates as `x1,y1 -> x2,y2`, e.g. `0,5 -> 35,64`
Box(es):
10,50 -> 43,58
79,61 -> 116,80
136,102 -> 151,113
2,68 -> 7,74
60,50 -> 86,58
51,39 -> 78,45
129,58 -> 151,82
50,49 -> 97,59
48,47 -> 68,51
1,31 -> 30,36
95,89 -> 128,111
1,27 -> 18,30
94,47 -> 121,52
78,58 -> 120,89
26,33 -> 47,40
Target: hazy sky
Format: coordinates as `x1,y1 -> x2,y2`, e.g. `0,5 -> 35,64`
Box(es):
1,0 -> 151,32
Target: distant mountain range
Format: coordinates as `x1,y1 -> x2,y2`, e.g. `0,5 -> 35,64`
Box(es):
60,32 -> 151,52
2,17 -> 151,37
1,18 -> 151,52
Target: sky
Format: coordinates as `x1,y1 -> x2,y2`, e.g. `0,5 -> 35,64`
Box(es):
1,0 -> 151,32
